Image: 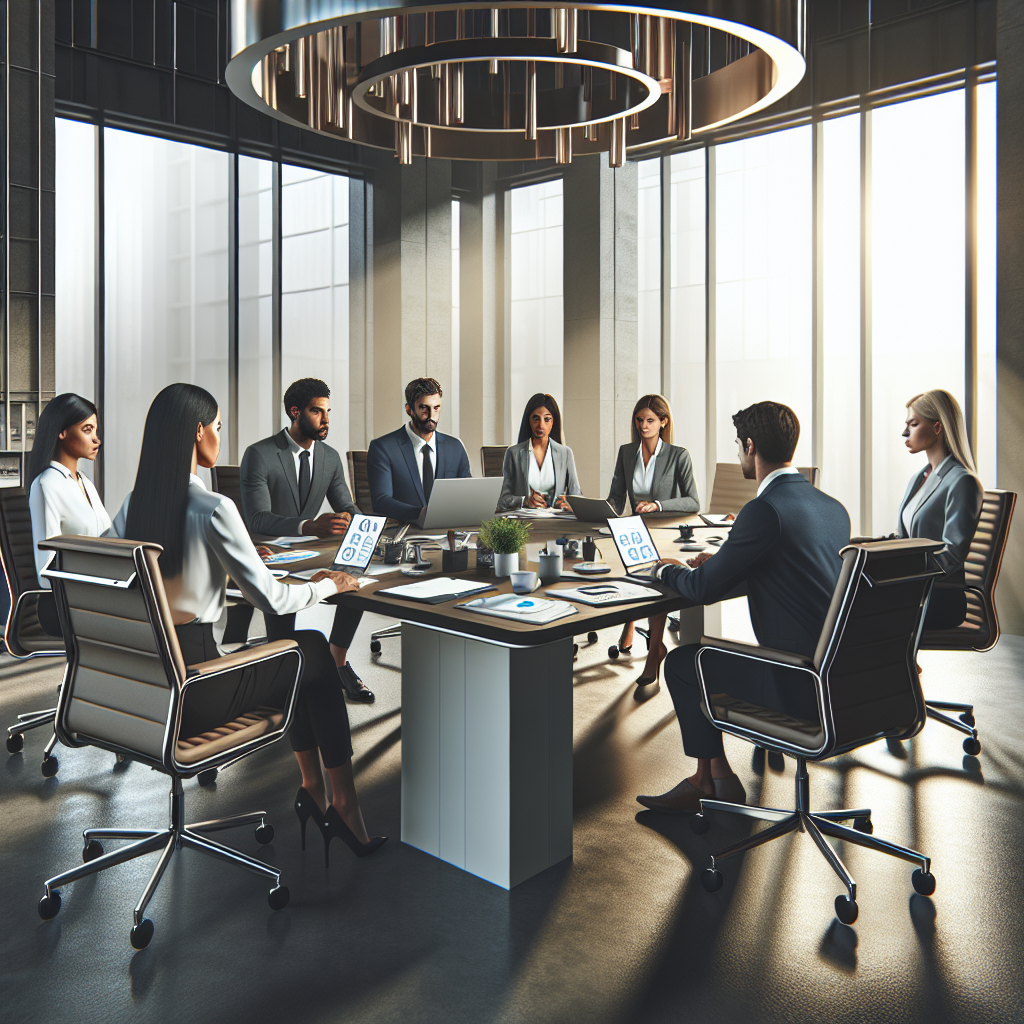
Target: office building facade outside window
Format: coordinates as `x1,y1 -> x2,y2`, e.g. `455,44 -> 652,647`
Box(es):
637,158 -> 662,399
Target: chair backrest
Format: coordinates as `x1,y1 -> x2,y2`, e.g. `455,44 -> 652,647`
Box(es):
480,446 -> 509,478
707,464 -> 820,515
347,450 -> 374,513
813,538 -> 942,756
209,465 -> 243,507
42,536 -> 186,767
919,489 -> 1015,653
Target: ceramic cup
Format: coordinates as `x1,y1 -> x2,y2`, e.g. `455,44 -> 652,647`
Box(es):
509,570 -> 539,594
537,550 -> 563,584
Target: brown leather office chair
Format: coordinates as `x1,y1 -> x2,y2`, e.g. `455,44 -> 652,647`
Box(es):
36,535 -> 302,949
707,463 -> 820,516
480,446 -> 509,478
689,538 -> 943,925
916,489 -> 1016,755
1,487 -> 65,774
209,464 -> 243,506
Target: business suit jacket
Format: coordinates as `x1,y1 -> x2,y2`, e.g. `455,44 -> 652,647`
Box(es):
239,430 -> 357,539
607,441 -> 700,515
896,458 -> 982,587
662,473 -> 851,658
367,426 -> 471,522
497,438 -> 582,511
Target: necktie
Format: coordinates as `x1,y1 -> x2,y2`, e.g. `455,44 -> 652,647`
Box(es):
422,445 -> 434,503
298,449 -> 311,509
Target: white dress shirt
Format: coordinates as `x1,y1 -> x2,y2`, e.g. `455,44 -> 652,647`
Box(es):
632,438 -> 664,510
113,475 -> 336,624
404,421 -> 436,487
526,443 -> 556,504
29,462 -> 113,588
756,465 -> 802,497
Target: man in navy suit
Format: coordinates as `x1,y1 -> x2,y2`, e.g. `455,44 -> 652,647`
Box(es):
367,377 -> 471,522
637,401 -> 851,813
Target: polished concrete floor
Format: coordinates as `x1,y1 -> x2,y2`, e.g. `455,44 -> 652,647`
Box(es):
1,604 -> 1022,1024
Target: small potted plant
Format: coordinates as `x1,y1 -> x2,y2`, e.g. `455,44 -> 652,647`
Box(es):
477,517 -> 531,577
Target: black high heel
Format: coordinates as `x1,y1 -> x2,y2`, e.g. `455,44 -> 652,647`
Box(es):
322,805 -> 388,867
294,787 -> 327,851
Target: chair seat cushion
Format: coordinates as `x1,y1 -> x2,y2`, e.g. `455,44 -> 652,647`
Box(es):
707,693 -> 825,750
175,707 -> 284,765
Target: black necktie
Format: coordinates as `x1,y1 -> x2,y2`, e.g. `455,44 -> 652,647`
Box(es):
422,446 -> 434,503
298,449 -> 311,509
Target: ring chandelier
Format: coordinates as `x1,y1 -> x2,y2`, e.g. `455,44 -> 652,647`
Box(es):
227,2 -> 806,165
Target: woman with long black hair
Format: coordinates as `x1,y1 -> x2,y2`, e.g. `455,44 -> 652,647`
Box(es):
28,393 -> 112,636
114,383 -> 384,864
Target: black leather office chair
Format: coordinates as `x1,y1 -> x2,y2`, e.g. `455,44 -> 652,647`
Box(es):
917,489 -> 1015,755
480,446 -> 509,478
689,538 -> 943,925
36,536 -> 302,949
209,465 -> 243,506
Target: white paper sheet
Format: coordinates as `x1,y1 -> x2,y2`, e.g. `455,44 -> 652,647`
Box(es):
379,577 -> 493,600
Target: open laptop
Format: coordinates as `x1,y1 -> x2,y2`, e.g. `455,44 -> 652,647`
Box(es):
566,495 -> 621,522
286,513 -> 387,580
607,515 -> 664,580
420,476 -> 503,530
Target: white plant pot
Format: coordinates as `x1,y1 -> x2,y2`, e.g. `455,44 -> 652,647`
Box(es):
493,552 -> 519,578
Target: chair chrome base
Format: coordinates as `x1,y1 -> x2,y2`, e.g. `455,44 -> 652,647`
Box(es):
692,757 -> 934,924
38,777 -> 286,947
925,700 -> 980,753
370,622 -> 401,654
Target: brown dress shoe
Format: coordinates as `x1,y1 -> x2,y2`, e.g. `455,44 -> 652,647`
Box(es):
636,779 -> 712,814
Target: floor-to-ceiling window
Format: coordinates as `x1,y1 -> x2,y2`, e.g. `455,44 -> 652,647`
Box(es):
450,198 -> 461,440
637,158 -> 662,399
102,129 -> 229,511
975,80 -> 997,488
509,179 -> 563,440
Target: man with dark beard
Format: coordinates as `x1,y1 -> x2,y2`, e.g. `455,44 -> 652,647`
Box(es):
235,377 -> 375,702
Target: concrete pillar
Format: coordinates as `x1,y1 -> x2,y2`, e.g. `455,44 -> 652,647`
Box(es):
562,158 -> 638,496
997,1 -> 1024,634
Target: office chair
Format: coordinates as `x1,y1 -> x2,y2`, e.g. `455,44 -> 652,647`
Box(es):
1,487 -> 66,775
688,538 -> 943,925
36,535 -> 302,949
480,446 -> 509,478
209,464 -> 243,506
917,489 -> 1015,756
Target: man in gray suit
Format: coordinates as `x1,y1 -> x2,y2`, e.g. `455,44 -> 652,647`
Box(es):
236,377 -> 374,703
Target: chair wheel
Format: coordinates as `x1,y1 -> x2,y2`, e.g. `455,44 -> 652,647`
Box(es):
702,868 -> 723,893
268,885 -> 290,911
130,919 -> 155,950
608,646 -> 619,659
667,620 -> 679,633
41,755 -> 59,777
963,737 -> 981,756
255,823 -> 274,845
912,869 -> 936,896
853,816 -> 873,834
959,712 -> 975,727
587,632 -> 598,644
197,768 -> 218,786
690,814 -> 710,835
7,733 -> 24,753
370,640 -> 382,654
38,891 -> 61,920
83,840 -> 104,862
835,895 -> 859,925
573,644 -> 579,656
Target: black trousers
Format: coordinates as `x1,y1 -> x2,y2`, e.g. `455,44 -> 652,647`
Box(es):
175,622 -> 353,768
665,643 -> 819,761
923,587 -> 967,630
222,602 -> 362,649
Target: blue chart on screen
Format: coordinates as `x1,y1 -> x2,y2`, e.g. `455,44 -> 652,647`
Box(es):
337,514 -> 387,571
607,516 -> 661,570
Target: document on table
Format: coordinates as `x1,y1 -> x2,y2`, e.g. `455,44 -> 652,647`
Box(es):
544,581 -> 662,606
378,577 -> 494,602
501,508 -> 574,519
264,536 -> 310,546
456,593 -> 578,624
262,548 -> 320,565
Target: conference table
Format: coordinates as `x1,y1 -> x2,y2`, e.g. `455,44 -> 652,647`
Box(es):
266,513 -> 714,889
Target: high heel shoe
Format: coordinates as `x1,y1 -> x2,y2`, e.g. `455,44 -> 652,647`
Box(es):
634,643 -> 667,701
322,805 -> 388,867
617,623 -> 634,655
294,786 -> 327,851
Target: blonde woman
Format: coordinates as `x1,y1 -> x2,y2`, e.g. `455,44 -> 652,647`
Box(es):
607,394 -> 699,699
898,389 -> 983,629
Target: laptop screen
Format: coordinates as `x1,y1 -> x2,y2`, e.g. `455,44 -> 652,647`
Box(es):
335,514 -> 387,572
608,515 -> 660,570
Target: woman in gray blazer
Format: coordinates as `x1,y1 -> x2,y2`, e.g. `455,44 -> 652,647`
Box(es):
609,394 -> 700,700
497,394 -> 581,512
898,389 -> 983,629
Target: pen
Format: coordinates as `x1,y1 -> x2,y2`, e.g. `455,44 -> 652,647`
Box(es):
447,530 -> 455,552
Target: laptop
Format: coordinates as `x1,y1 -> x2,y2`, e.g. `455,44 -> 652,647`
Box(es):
566,495 -> 621,523
287,513 -> 387,580
420,476 -> 504,530
607,515 -> 664,581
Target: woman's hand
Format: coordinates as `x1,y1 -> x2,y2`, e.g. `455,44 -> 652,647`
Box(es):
256,545 -> 274,561
310,569 -> 360,593
555,494 -> 571,512
526,490 -> 547,509
635,501 -> 659,514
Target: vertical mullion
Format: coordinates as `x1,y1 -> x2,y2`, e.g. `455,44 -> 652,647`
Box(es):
36,0 -> 41,445
271,160 -> 282,431
859,106 -> 872,536
227,152 -> 239,463
659,151 -> 671,397
704,145 -> 716,497
94,124 -> 105,501
964,70 -> 978,451
811,119 -> 824,474
4,1 -> 10,452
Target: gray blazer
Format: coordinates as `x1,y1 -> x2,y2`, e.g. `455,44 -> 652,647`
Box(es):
607,441 -> 699,515
239,430 -> 357,539
897,457 -> 983,586
497,438 -> 582,511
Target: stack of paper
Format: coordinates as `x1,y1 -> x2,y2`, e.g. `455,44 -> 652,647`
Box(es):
544,581 -> 661,606
378,577 -> 494,603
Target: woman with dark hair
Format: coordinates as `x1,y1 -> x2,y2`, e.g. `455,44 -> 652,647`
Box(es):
497,393 -> 581,512
607,394 -> 700,700
28,394 -> 112,636
114,383 -> 384,864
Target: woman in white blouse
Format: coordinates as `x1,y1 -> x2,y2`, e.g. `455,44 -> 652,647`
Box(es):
497,393 -> 581,512
114,383 -> 384,863
607,395 -> 700,700
27,393 -> 112,635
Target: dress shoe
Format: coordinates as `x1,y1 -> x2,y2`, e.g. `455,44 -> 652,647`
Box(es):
636,779 -> 712,814
633,643 -> 667,701
712,772 -> 747,805
339,664 -> 375,703
322,805 -> 388,867
294,786 -> 328,851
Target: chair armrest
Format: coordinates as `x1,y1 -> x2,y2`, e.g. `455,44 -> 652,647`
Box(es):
699,636 -> 815,670
184,639 -> 300,681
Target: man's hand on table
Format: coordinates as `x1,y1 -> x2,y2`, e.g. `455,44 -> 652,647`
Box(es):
687,551 -> 714,568
310,569 -> 360,593
302,512 -> 351,538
